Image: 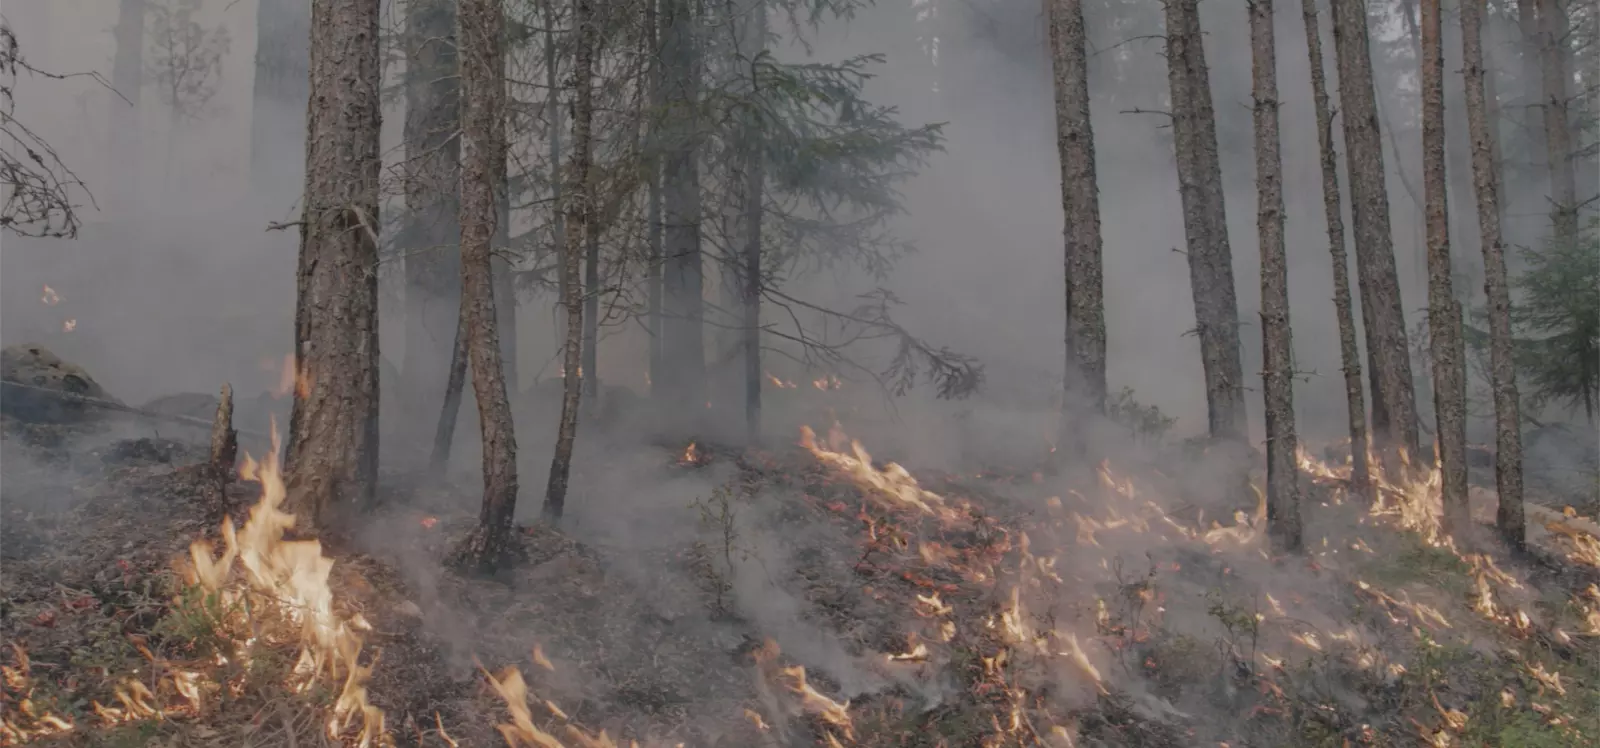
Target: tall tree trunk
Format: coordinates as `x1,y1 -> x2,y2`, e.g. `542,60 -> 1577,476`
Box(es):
1517,0 -> 1549,191
250,0 -> 311,208
1047,0 -> 1107,455
431,313 -> 469,471
285,0 -> 383,531
738,0 -> 768,444
495,167 -> 518,393
1462,0 -> 1526,549
1252,0 -> 1302,553
544,0 -> 596,521
646,0 -> 664,396
1422,0 -> 1471,535
109,0 -> 145,214
1300,0 -> 1374,505
1329,0 -> 1422,467
660,0 -> 706,426
1537,0 -> 1580,242
453,0 -> 519,570
1163,0 -> 1246,443
582,178 -> 601,411
402,0 -> 462,433
542,0 -> 568,340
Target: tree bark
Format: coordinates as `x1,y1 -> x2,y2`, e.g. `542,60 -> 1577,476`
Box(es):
250,0 -> 311,207
451,0 -> 519,570
1517,0 -> 1549,191
1047,0 -> 1107,453
1537,0 -> 1580,242
401,0 -> 462,432
646,0 -> 664,397
542,0 -> 568,338
1300,0 -> 1374,505
430,312 -> 469,471
582,172 -> 601,412
1461,0 -> 1526,549
285,0 -> 383,532
739,0 -> 768,444
660,0 -> 707,426
109,0 -> 145,214
1163,0 -> 1246,443
1328,0 -> 1422,466
1421,0 -> 1470,536
1251,0 -> 1302,553
544,0 -> 596,521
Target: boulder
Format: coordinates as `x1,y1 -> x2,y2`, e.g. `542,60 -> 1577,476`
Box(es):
0,344 -> 120,423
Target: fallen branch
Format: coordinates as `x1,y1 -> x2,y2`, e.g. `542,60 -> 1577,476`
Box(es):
0,379 -> 271,439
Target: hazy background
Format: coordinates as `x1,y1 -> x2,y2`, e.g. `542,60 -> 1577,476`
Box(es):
0,0 -> 1584,467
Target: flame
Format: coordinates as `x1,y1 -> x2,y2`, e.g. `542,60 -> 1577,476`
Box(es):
40,285 -> 59,305
764,371 -> 797,389
681,442 -> 699,464
271,353 -> 313,399
186,421 -> 385,746
61,319 -> 76,333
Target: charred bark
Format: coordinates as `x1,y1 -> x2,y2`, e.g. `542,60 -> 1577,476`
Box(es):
544,0 -> 596,522
401,0 -> 463,430
285,0 -> 383,532
250,0 -> 311,205
1047,0 -> 1107,453
1252,0 -> 1302,553
1163,0 -> 1246,443
660,0 -> 707,425
1329,0 -> 1422,465
1421,0 -> 1470,535
1300,0 -> 1373,505
1461,0 -> 1526,548
452,0 -> 520,571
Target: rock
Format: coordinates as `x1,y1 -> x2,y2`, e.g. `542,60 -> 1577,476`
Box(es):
0,344 -> 120,423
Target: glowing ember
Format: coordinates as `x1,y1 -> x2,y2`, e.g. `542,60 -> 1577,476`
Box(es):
61,319 -> 76,332
40,285 -> 59,305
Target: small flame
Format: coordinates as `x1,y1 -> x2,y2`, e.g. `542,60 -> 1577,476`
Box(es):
61,319 -> 76,332
40,285 -> 59,305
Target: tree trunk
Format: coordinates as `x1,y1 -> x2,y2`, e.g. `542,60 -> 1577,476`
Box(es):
541,0 -> 566,323
430,312 -> 469,471
109,0 -> 145,214
646,0 -> 664,397
1537,0 -> 1580,242
401,0 -> 462,434
250,0 -> 311,208
1047,0 -> 1107,454
495,169 -> 518,393
1300,0 -> 1374,505
285,0 -> 383,532
544,0 -> 596,522
660,0 -> 707,426
1421,0 -> 1471,535
1517,0 -> 1549,191
582,177 -> 601,412
739,0 -> 768,444
451,0 -> 519,571
1328,0 -> 1422,467
1163,0 -> 1245,443
1251,0 -> 1302,553
1461,0 -> 1526,549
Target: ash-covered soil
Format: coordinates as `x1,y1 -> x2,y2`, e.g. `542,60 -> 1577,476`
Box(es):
4,414 -> 1598,748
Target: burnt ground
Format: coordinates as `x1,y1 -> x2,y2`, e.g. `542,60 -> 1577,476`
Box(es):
3,414 -> 1599,748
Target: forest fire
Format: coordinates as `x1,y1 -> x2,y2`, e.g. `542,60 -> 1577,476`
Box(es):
185,422 -> 386,746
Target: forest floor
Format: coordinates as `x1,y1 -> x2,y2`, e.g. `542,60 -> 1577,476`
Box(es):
2,412 -> 1598,748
